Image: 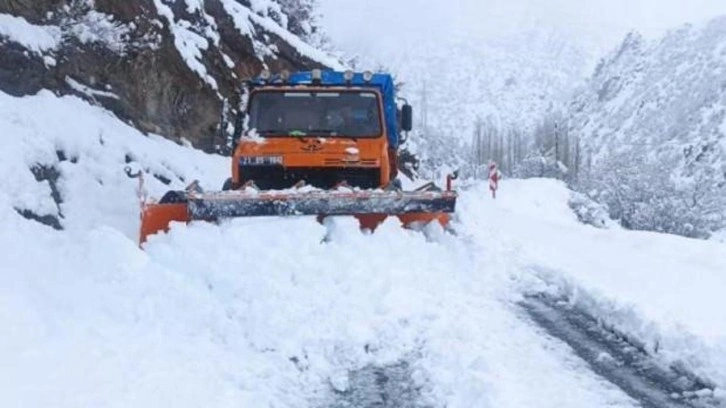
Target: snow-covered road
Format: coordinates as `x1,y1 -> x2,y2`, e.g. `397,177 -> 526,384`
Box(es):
522,295 -> 717,408
2,92 -> 726,407
2,214 -> 643,407
137,212 -> 642,407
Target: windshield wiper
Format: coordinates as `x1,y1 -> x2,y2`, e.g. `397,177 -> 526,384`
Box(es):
306,129 -> 361,140
257,129 -> 358,140
301,129 -> 336,136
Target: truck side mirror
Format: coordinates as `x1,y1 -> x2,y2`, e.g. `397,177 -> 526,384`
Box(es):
401,104 -> 413,132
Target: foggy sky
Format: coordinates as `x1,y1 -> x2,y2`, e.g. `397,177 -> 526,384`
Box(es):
319,0 -> 726,55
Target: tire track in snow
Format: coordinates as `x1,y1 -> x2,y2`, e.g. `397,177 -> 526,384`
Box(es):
456,182 -> 722,407
521,294 -> 723,408
324,359 -> 431,408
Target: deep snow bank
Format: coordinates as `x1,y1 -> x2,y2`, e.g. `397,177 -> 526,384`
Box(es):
0,90 -> 228,238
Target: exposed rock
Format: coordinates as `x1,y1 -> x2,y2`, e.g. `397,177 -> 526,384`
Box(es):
0,0 -> 342,152
14,163 -> 64,230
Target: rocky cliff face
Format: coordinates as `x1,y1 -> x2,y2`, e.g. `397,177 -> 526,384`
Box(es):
0,0 -> 342,151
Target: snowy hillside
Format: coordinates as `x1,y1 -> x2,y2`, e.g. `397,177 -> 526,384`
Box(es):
569,16 -> 726,238
0,90 -> 227,237
0,0 -> 343,150
3,90 -> 726,407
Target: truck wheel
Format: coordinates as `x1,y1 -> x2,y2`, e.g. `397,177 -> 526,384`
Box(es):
222,178 -> 234,191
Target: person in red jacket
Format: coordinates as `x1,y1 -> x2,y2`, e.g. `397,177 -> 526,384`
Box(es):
489,162 -> 500,198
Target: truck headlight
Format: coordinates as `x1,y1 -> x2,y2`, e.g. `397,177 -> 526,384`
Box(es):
239,155 -> 283,166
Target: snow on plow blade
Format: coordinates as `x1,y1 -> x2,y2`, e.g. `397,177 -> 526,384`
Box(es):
138,189 -> 457,244
187,190 -> 457,219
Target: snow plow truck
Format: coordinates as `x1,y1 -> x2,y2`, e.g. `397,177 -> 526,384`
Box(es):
137,69 -> 458,244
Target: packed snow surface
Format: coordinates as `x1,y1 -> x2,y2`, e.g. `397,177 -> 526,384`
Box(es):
2,91 -> 725,406
471,179 -> 726,387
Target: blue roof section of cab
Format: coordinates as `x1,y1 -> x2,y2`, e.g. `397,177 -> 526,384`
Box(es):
252,70 -> 400,149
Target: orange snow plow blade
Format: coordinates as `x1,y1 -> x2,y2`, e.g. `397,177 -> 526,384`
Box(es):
139,203 -> 189,244
352,212 -> 450,232
354,212 -> 451,231
397,212 -> 451,228
138,189 -> 456,243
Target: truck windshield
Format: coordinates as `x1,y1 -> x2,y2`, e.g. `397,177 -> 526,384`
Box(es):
247,91 -> 382,138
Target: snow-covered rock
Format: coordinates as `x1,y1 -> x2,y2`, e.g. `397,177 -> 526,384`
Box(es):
569,17 -> 726,237
0,0 -> 343,151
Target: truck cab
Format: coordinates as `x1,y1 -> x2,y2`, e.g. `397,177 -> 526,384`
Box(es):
229,69 -> 411,191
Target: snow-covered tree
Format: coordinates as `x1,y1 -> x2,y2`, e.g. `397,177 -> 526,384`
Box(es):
277,0 -> 330,49
544,18 -> 726,238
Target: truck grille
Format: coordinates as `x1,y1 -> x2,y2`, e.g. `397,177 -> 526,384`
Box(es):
239,166 -> 381,190
323,158 -> 378,166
